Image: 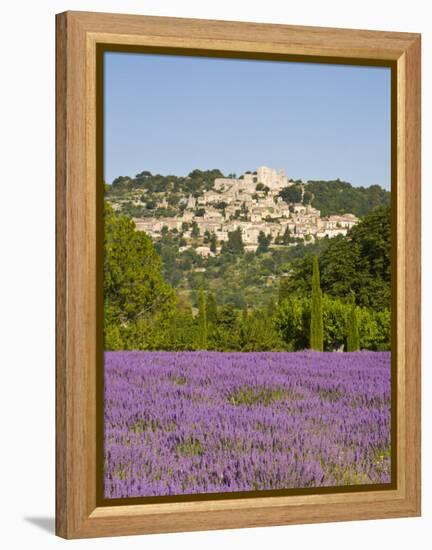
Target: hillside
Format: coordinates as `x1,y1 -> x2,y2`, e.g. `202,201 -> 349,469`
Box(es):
104,203 -> 391,352
280,206 -> 391,311
106,170 -> 390,220
305,179 -> 390,217
104,168 -> 391,312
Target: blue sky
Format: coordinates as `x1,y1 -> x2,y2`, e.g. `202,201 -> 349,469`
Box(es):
104,52 -> 391,190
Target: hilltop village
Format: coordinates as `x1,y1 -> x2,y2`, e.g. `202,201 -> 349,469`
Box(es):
109,166 -> 359,256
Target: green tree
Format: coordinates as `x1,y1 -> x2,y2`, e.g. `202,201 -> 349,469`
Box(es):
104,203 -> 176,349
104,324 -> 124,350
223,228 -> 244,255
279,184 -> 302,204
266,297 -> 276,318
279,207 -> 391,312
208,304 -> 240,350
187,169 -> 224,191
302,190 -> 313,205
155,296 -> 197,351
256,231 -> 271,254
197,289 -> 207,349
191,221 -> 200,238
310,256 -> 324,351
206,292 -> 218,324
321,295 -> 348,351
370,309 -> 391,351
347,300 -> 360,351
209,233 -> 217,254
215,201 -> 228,211
281,226 -> 292,245
240,202 -> 249,218
241,306 -> 248,323
217,304 -> 238,330
239,312 -> 287,351
274,296 -> 309,350
278,276 -> 290,304
135,170 -> 152,178
305,179 -> 390,217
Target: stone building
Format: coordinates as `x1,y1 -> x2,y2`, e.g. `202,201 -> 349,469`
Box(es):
131,165 -> 360,254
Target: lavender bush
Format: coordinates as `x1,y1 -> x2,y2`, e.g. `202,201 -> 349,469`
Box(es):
104,351 -> 391,498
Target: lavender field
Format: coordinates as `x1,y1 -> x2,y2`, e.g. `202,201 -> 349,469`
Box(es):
104,351 -> 391,498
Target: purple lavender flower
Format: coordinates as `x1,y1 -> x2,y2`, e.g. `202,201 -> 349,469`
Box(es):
104,351 -> 391,498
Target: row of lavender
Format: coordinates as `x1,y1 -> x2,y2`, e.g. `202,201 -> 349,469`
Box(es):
104,351 -> 391,498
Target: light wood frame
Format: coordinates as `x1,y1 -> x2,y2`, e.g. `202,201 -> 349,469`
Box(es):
56,10 -> 421,539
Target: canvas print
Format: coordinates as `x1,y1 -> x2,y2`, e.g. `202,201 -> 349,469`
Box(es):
102,52 -> 392,499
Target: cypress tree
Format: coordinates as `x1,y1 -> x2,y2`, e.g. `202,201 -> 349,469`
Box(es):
197,289 -> 207,349
191,221 -> 199,238
278,276 -> 290,305
310,256 -> 324,351
266,297 -> 276,318
347,301 -> 360,351
226,228 -> 244,254
242,305 -> 248,323
209,233 -> 217,254
206,292 -> 218,325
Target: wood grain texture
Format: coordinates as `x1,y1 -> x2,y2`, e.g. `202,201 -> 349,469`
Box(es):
402,37 -> 421,513
56,11 -> 98,538
55,11 -> 421,539
55,11 -> 68,538
69,10 -> 418,60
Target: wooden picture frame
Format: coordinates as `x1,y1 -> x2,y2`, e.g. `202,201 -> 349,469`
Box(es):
56,10 -> 421,539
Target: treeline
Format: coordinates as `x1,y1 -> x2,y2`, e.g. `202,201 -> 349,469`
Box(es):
306,179 -> 390,217
156,225 -> 333,310
104,203 -> 391,352
154,207 -> 390,312
105,266 -> 390,353
107,169 -> 390,219
107,168 -> 224,197
280,206 -> 391,311
279,180 -> 390,218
